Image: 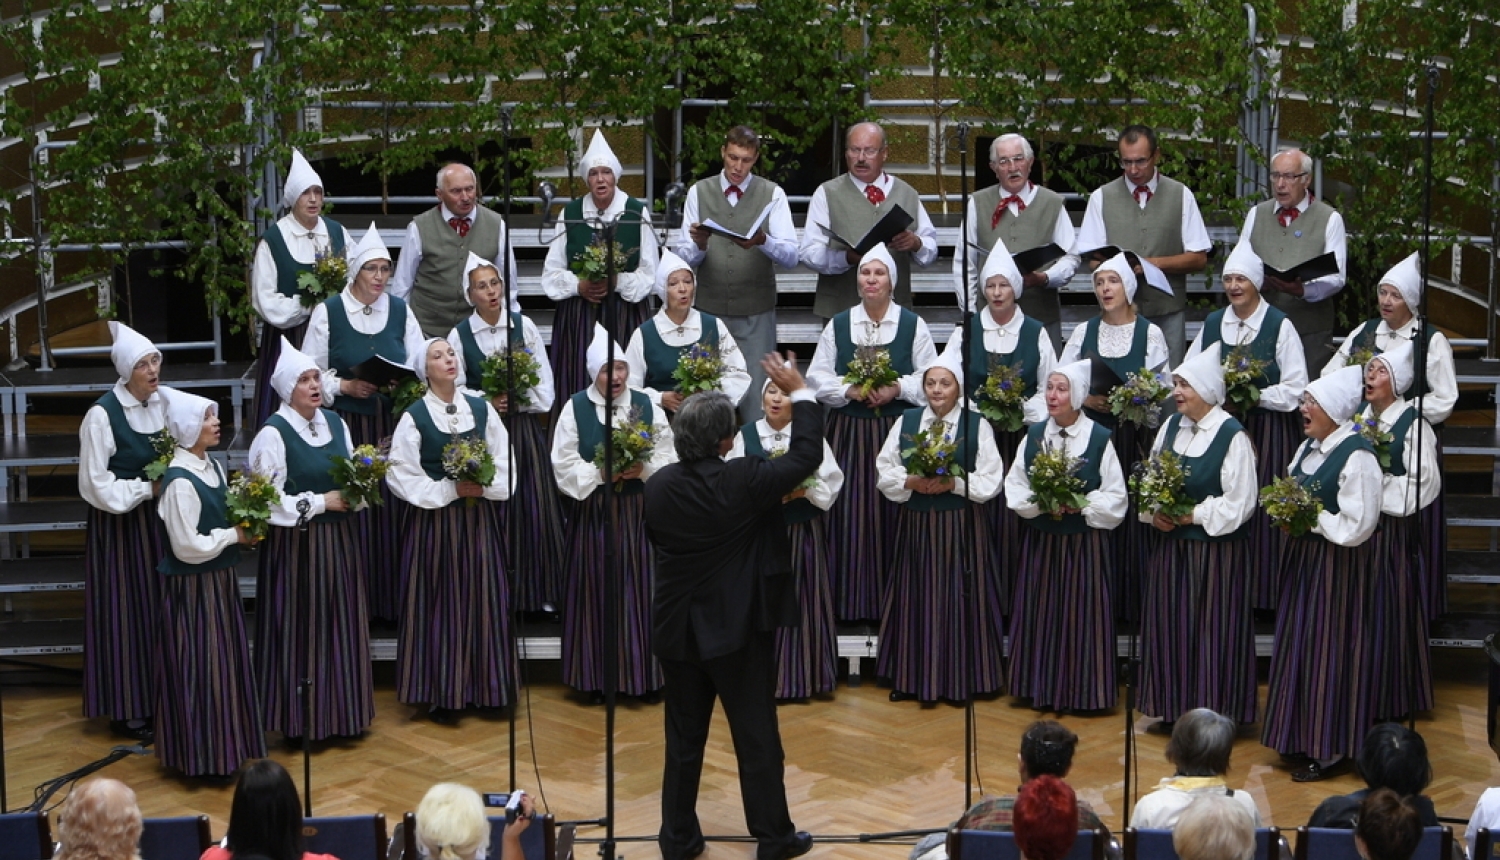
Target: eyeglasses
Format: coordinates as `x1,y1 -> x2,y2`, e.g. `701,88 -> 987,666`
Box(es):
1269,171 -> 1309,183
992,155 -> 1029,167
360,263 -> 393,275
1298,395 -> 1319,407
846,146 -> 884,158
1118,156 -> 1153,168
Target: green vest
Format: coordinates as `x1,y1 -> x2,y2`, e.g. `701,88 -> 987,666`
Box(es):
1249,198 -> 1338,335
963,315 -> 1045,401
454,314 -> 525,391
1362,404 -> 1420,480
1078,315 -> 1152,425
262,217 -> 347,301
638,313 -> 719,392
815,176 -> 921,317
1158,412 -> 1249,543
831,308 -> 919,419
1350,320 -> 1440,401
324,294 -> 410,416
1291,432 -> 1375,515
408,395 -> 491,483
971,185 -> 1066,327
739,424 -> 819,524
265,411 -> 351,524
96,391 -> 156,480
157,461 -> 242,575
694,176 -> 778,316
410,206 -> 504,338
571,389 -> 654,497
564,197 -> 645,274
1021,420 -> 1112,535
897,407 -> 983,513
1200,305 -> 1287,414
1098,175 -> 1188,318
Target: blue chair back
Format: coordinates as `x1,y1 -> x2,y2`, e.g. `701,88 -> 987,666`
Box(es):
302,814 -> 388,860
948,828 -> 1101,860
1296,826 -> 1449,860
1126,827 -> 1283,860
488,814 -> 554,860
139,816 -> 212,860
0,812 -> 51,860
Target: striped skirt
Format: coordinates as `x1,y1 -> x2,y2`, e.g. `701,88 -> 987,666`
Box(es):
561,490 -> 661,695
825,410 -> 901,621
1369,514 -> 1434,719
83,502 -> 165,721
1111,420 -> 1154,623
1008,526 -> 1116,711
774,518 -> 838,700
986,425 -> 1026,614
1137,536 -> 1257,724
335,405 -> 406,622
548,295 -> 652,420
254,518 -> 374,740
1243,408 -> 1302,610
1262,533 -> 1383,759
1418,441 -> 1446,619
252,319 -> 309,431
396,501 -> 517,709
153,566 -> 266,777
503,412 -> 568,612
877,505 -> 1004,702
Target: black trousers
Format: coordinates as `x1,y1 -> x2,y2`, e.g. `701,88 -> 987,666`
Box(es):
658,631 -> 797,860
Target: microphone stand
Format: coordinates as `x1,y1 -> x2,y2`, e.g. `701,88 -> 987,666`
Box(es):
499,104 -> 520,791
1409,65 -> 1440,731
951,120 -> 980,812
295,496 -> 314,816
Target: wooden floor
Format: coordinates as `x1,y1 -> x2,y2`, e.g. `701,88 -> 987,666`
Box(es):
2,650 -> 1496,859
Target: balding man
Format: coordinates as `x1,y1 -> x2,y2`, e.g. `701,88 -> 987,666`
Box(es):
1234,148 -> 1348,372
391,163 -> 520,338
799,122 -> 938,318
954,133 -> 1078,351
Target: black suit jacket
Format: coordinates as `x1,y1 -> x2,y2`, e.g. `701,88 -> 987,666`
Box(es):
645,398 -> 824,662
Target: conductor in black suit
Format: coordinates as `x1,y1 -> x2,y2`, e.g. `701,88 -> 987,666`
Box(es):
645,353 -> 819,860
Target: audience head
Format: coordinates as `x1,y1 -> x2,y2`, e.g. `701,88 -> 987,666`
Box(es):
1019,720 -> 1080,781
226,759 -> 305,860
1173,794 -> 1256,860
416,783 -> 490,860
1355,788 -> 1424,860
1166,708 -> 1237,777
56,778 -> 142,860
1357,723 -> 1432,797
1013,774 -> 1079,860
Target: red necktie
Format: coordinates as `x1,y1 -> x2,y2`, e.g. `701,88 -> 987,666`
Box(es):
1133,185 -> 1152,205
1277,206 -> 1300,227
448,216 -> 470,238
991,195 -> 1025,229
725,184 -> 742,200
865,184 -> 885,206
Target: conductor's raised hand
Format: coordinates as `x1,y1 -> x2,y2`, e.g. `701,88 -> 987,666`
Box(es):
761,352 -> 805,394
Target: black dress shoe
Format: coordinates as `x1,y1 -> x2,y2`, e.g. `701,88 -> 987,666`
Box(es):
1291,757 -> 1353,782
428,707 -> 459,726
769,831 -> 812,860
109,719 -> 154,742
638,690 -> 662,705
889,690 -> 915,702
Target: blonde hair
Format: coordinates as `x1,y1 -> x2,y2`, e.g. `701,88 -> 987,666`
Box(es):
56,779 -> 143,860
416,784 -> 490,860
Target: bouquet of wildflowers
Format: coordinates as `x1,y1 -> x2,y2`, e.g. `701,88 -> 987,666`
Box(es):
975,361 -> 1026,432
329,442 -> 393,509
1129,449 -> 1196,519
1346,346 -> 1377,370
1222,346 -> 1268,414
1259,475 -> 1323,537
227,468 -> 283,541
442,434 -> 496,505
1108,369 -> 1170,429
480,347 -> 542,408
672,342 -> 725,396
843,343 -> 900,414
901,422 -> 965,480
143,429 -> 177,481
388,377 -> 426,416
569,239 -> 632,285
593,405 -> 655,491
1027,442 -> 1089,519
1354,412 -> 1394,471
769,446 -> 818,492
296,248 -> 348,307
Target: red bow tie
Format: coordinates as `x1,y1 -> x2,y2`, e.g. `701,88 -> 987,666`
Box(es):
1133,185 -> 1153,204
1277,206 -> 1300,227
448,216 -> 470,237
991,195 -> 1026,229
865,184 -> 885,206
725,184 -> 742,200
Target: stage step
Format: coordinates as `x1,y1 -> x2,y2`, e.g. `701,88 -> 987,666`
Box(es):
1448,551 -> 1500,585
1447,495 -> 1500,528
1444,427 -> 1500,456
0,362 -> 254,437
0,500 -> 88,534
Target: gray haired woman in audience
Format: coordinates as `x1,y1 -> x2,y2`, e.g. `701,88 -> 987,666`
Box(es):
1173,794 -> 1256,860
1130,708 -> 1261,829
55,778 -> 142,860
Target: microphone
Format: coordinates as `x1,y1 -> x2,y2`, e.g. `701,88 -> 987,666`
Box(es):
662,182 -> 687,231
538,181 -> 558,229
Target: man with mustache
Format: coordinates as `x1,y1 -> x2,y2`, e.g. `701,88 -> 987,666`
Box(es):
799,122 -> 938,318
953,133 -> 1079,351
1073,125 -> 1212,367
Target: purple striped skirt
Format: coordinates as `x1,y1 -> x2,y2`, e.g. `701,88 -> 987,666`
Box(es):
774,518 -> 838,700
83,501 -> 164,721
1008,526 -> 1117,711
561,489 -> 661,695
825,410 -> 900,622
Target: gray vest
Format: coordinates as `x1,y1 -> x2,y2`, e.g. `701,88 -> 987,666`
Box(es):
814,176 -> 920,317
972,184 -> 1065,327
410,206 -> 505,338
1249,198 -> 1337,335
1099,175 -> 1188,318
693,175 -> 778,317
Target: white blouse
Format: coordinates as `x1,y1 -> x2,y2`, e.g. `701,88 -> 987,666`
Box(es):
549,386 -> 677,501
1139,405 -> 1258,536
447,311 -> 556,413
1060,316 -> 1170,372
1002,414 -> 1128,530
1185,297 -> 1308,412
940,309 -> 1056,424
1322,317 -> 1458,424
246,404 -> 358,527
78,383 -> 171,514
302,288 -> 428,407
875,405 -> 1004,504
157,450 -> 239,565
386,389 -> 515,509
1287,424 -> 1382,547
250,215 -> 354,329
806,301 -> 938,408
624,308 -> 752,407
1356,400 -> 1442,517
725,419 -> 844,511
540,194 -> 659,303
